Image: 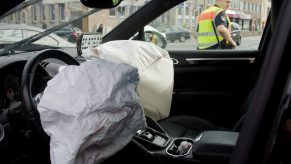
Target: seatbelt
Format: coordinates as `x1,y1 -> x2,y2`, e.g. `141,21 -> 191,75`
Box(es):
211,21 -> 222,49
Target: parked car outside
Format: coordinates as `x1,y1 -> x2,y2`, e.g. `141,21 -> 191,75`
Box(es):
53,26 -> 82,43
230,22 -> 242,46
157,25 -> 191,42
0,23 -> 75,47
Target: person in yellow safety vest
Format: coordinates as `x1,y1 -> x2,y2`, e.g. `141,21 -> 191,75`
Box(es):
150,33 -> 158,45
197,0 -> 237,50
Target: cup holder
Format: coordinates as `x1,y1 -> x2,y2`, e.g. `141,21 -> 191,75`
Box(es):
166,138 -> 194,157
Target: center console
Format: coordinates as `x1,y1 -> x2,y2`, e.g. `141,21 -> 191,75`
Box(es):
132,116 -> 239,164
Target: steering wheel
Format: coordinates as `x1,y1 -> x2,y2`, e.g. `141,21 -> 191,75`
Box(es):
21,49 -> 79,136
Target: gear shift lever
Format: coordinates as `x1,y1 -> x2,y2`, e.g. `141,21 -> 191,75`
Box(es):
140,131 -> 154,141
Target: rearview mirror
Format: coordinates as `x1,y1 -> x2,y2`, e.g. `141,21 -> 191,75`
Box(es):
80,0 -> 122,8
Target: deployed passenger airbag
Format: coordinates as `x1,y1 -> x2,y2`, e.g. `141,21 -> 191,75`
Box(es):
82,40 -> 174,120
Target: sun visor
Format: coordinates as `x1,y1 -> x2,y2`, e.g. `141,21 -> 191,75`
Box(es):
82,40 -> 174,121
37,59 -> 146,164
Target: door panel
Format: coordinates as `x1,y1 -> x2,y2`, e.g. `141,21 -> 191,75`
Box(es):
169,50 -> 258,128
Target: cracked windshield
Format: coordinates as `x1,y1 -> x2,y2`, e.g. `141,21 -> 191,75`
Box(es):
0,0 -> 268,51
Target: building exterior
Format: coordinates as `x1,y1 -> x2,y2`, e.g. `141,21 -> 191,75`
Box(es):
1,0 -> 83,29
0,0 -> 148,35
240,0 -> 262,31
150,0 -> 205,32
0,0 -> 271,36
261,0 -> 271,30
87,0 -> 147,35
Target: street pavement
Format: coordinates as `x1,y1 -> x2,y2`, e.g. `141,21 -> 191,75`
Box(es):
165,35 -> 262,51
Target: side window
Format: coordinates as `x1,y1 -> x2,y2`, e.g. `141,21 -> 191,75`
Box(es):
171,26 -> 178,32
147,1 -> 269,51
23,30 -> 59,47
61,27 -> 72,32
163,27 -> 171,33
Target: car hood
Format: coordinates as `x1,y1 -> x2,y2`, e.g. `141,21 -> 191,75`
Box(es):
0,23 -> 76,47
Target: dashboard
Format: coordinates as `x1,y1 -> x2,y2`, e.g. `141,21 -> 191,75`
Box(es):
0,61 -> 50,113
0,49 -> 79,163
0,48 -> 82,163
0,57 -> 50,163
0,48 -> 78,112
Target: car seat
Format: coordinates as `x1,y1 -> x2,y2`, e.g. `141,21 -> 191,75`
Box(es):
158,91 -> 253,138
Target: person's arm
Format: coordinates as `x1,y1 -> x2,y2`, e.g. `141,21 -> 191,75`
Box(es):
215,11 -> 237,48
217,25 -> 237,48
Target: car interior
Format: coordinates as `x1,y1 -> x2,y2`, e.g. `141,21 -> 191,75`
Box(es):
1,0 -> 291,164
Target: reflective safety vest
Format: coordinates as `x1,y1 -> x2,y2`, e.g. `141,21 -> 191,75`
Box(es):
150,34 -> 158,45
197,6 -> 231,49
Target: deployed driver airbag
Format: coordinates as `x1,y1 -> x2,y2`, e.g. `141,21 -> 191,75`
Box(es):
37,59 -> 146,164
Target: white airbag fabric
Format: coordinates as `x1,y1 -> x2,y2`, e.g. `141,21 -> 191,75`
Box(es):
82,40 -> 174,120
37,60 -> 146,164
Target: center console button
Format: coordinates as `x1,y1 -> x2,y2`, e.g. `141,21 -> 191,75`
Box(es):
140,131 -> 154,141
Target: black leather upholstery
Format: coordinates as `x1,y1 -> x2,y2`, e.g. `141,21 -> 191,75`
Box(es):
158,91 -> 254,138
192,131 -> 239,164
158,115 -> 219,138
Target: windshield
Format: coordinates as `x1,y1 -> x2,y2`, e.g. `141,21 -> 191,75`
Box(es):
0,0 -> 149,51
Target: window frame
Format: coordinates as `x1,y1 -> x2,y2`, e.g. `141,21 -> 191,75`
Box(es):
59,3 -> 65,21
49,4 -> 56,22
